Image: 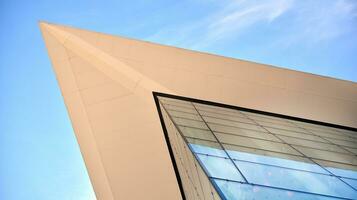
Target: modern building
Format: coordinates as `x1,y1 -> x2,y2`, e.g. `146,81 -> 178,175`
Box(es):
40,22 -> 357,200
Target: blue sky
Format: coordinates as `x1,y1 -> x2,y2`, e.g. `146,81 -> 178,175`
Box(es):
0,0 -> 356,199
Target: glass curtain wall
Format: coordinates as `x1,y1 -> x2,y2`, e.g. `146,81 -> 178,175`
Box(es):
159,100 -> 222,200
156,94 -> 357,200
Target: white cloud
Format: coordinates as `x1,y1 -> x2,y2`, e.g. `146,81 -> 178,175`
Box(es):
268,0 -> 357,49
146,0 -> 357,49
206,0 -> 294,41
298,0 -> 357,41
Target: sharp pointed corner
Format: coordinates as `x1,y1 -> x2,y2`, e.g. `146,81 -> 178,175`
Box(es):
39,21 -> 52,33
38,21 -> 65,33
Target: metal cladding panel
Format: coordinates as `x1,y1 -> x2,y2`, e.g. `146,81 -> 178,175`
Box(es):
40,22 -> 357,200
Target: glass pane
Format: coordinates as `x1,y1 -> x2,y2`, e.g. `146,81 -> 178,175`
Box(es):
226,148 -> 327,174
314,160 -> 357,179
159,98 -> 192,107
208,123 -> 280,142
242,112 -> 288,123
187,138 -> 227,158
294,145 -> 357,166
323,138 -> 357,149
195,104 -> 244,117
260,121 -> 308,133
345,147 -> 357,155
167,110 -> 202,121
199,110 -> 254,124
172,117 -> 208,129
234,160 -> 357,199
178,126 -> 216,141
196,154 -> 244,182
265,126 -> 327,142
162,103 -> 197,114
224,143 -> 310,163
328,167 -> 357,180
214,179 -> 344,200
248,115 -> 295,126
202,115 -> 256,128
277,135 -> 350,154
343,178 -> 357,190
310,129 -> 357,142
215,132 -> 301,155
207,120 -> 266,132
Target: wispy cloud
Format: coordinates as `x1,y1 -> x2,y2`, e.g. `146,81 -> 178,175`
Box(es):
146,0 -> 357,50
205,0 -> 293,43
295,0 -> 356,42
268,0 -> 357,50
146,0 -> 293,49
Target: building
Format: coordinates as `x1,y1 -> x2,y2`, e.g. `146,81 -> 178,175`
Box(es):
40,22 -> 357,200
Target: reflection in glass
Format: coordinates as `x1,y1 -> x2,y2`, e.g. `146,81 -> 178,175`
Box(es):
214,179 -> 344,200
227,149 -> 326,174
158,96 -> 357,200
235,160 -> 357,199
328,167 -> 357,180
197,154 -> 244,182
189,142 -> 227,158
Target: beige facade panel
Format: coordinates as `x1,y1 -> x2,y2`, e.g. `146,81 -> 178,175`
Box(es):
40,22 -> 357,199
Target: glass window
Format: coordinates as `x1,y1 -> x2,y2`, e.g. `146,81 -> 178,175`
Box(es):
277,135 -> 351,154
226,149 -> 327,174
156,94 -> 357,200
216,132 -> 301,155
196,154 -> 244,182
199,110 -> 255,124
266,126 -> 327,142
168,110 -> 202,121
314,160 -> 357,179
260,121 -> 308,133
214,179 -> 344,200
162,103 -> 197,114
294,145 -> 357,166
343,178 -> 357,190
195,104 -> 245,118
234,160 -> 357,199
188,139 -> 227,158
207,120 -> 266,132
172,117 -> 208,130
309,129 -> 357,142
178,126 -> 216,141
208,123 -> 280,142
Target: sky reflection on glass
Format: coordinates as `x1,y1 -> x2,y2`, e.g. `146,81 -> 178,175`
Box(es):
159,96 -> 357,200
